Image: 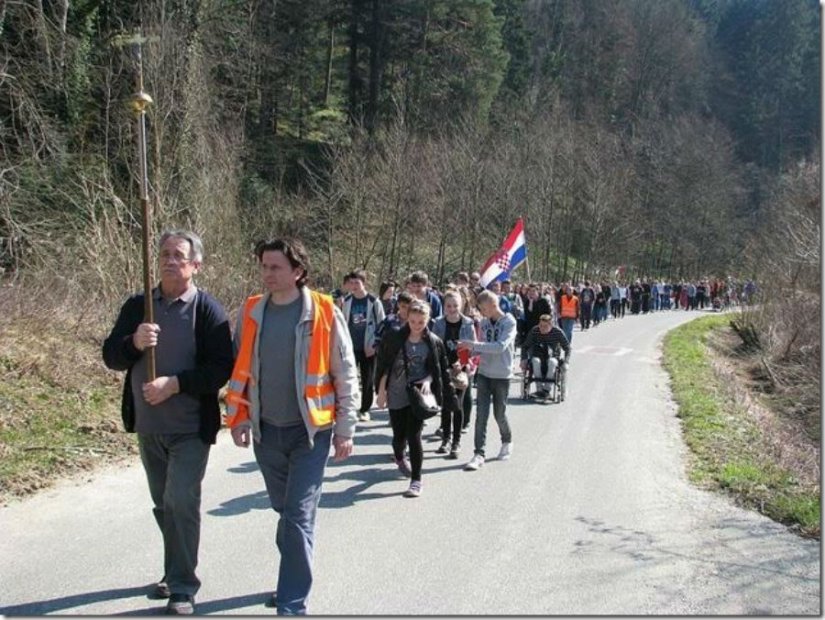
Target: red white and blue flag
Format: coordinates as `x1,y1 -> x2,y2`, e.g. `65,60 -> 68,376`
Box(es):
479,218 -> 528,287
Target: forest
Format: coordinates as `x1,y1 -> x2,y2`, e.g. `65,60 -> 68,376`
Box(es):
0,0 -> 819,311
0,0 -> 820,511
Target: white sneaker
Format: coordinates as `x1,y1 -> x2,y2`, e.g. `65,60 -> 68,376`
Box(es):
498,443 -> 512,461
464,454 -> 485,471
357,411 -> 371,422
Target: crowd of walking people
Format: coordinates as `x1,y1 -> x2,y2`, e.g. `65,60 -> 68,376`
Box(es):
102,228 -> 752,615
334,269 -> 753,493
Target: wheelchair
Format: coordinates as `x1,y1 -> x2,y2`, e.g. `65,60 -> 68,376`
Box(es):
521,352 -> 567,404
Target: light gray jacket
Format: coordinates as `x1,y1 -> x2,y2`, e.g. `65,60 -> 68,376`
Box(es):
471,313 -> 517,379
233,287 -> 360,446
342,293 -> 386,353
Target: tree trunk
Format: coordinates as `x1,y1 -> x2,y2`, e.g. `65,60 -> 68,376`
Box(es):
366,0 -> 383,133
35,0 -> 54,79
348,0 -> 362,123
323,18 -> 335,107
0,0 -> 7,37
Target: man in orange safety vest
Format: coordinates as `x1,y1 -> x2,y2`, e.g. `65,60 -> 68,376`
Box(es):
225,237 -> 359,615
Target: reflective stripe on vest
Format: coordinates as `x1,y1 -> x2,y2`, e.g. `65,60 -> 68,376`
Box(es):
225,291 -> 337,429
224,295 -> 262,426
560,295 -> 578,319
305,291 -> 336,427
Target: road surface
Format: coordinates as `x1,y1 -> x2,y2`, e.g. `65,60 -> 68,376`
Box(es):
0,309 -> 820,615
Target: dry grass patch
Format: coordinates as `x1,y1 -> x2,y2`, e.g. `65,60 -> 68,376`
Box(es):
0,296 -> 137,503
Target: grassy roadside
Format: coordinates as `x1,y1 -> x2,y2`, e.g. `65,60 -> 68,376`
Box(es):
0,319 -> 137,503
662,314 -> 820,538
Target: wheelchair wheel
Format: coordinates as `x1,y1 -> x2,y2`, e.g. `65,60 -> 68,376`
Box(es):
558,366 -> 567,402
521,374 -> 531,401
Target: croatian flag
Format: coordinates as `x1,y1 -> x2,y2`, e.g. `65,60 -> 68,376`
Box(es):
479,218 -> 528,287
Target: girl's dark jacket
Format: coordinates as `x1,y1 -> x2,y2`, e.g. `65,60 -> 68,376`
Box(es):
374,324 -> 460,413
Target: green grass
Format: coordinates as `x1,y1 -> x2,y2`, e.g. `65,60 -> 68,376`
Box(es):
662,315 -> 820,538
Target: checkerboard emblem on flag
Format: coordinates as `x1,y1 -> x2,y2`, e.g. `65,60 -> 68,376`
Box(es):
495,250 -> 511,271
479,218 -> 528,287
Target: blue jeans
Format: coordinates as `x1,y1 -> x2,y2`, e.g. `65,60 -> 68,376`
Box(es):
254,422 -> 332,615
559,318 -> 575,345
474,374 -> 512,458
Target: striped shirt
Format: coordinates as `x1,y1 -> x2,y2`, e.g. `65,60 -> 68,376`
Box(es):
520,325 -> 571,361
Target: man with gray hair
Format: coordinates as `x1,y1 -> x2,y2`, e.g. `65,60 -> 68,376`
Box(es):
103,230 -> 233,615
457,289 -> 516,471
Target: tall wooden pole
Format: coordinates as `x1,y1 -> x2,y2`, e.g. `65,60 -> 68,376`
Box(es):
131,36 -> 156,380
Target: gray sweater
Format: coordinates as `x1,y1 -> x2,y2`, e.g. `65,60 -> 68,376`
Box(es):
471,313 -> 517,379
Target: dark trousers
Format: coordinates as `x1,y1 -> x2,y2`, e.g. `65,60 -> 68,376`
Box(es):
254,422 -> 332,615
620,299 -> 628,316
580,302 -> 593,329
389,407 -> 424,481
440,387 -> 466,444
462,382 -> 473,429
138,433 -> 211,597
354,350 -> 375,414
610,299 -> 620,318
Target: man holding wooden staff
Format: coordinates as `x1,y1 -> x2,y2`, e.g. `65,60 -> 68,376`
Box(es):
102,230 -> 233,615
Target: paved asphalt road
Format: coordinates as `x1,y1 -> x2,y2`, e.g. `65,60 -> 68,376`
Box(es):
0,309 -> 820,616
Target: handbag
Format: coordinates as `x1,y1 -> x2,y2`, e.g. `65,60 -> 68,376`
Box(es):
450,366 -> 469,391
401,341 -> 441,421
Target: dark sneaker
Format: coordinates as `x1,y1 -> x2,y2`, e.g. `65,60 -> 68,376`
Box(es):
166,594 -> 194,615
435,440 -> 449,454
447,444 -> 460,460
152,577 -> 170,599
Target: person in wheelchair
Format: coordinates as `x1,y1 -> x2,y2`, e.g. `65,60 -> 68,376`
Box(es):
520,313 -> 570,399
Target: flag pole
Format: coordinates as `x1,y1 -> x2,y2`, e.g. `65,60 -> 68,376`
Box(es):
521,215 -> 531,282
131,34 -> 156,381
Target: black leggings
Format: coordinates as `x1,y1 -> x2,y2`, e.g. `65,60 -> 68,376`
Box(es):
462,382 -> 473,428
354,351 -> 375,414
440,388 -> 466,444
389,407 -> 424,481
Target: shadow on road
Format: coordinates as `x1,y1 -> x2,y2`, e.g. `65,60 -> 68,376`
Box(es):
0,585 -> 153,616
226,461 -> 259,474
112,591 -> 274,615
207,490 -> 270,516
212,423 -> 476,513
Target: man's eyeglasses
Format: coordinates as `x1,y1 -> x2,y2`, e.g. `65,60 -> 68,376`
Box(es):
160,252 -> 193,263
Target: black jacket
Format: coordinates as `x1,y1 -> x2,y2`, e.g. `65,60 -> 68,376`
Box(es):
522,296 -> 552,334
101,288 -> 234,444
374,325 -> 460,413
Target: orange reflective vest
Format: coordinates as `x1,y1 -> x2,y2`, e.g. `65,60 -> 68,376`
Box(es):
560,294 -> 579,319
225,291 -> 337,429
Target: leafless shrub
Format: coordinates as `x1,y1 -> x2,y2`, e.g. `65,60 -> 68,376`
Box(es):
737,157 -> 820,438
